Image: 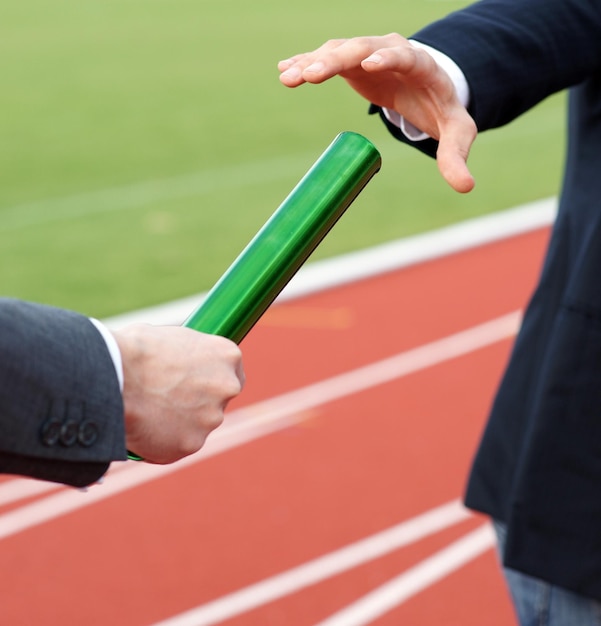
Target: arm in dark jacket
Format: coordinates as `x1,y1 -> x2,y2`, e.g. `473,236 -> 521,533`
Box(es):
373,0 -> 601,150
0,298 -> 126,487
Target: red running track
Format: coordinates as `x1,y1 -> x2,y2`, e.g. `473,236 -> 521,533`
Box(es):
0,226 -> 550,625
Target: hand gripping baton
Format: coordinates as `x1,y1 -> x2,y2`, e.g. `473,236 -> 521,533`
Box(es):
128,131 -> 381,460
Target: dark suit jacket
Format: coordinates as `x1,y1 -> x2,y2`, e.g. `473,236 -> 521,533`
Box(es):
375,0 -> 601,600
0,298 -> 126,487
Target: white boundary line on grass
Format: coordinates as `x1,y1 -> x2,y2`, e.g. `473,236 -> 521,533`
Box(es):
0,154 -> 318,232
102,197 -> 557,329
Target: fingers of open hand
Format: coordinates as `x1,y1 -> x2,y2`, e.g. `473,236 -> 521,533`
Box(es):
359,40 -> 433,78
278,39 -> 346,86
436,114 -> 478,193
361,42 -> 478,193
278,34 -> 409,86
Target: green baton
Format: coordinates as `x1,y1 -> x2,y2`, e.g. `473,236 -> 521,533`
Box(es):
127,131 -> 381,461
184,131 -> 381,341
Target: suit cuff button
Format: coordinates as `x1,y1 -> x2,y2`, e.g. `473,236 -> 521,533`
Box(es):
78,421 -> 99,447
60,420 -> 79,447
41,418 -> 62,446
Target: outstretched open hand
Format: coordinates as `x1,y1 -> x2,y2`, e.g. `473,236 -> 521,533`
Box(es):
279,34 -> 477,193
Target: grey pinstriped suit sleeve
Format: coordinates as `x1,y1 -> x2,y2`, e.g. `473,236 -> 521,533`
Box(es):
0,298 -> 127,487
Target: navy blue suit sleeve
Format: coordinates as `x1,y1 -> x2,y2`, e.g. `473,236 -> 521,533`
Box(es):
412,0 -> 601,131
0,298 -> 126,487
373,0 -> 601,154
368,104 -> 438,158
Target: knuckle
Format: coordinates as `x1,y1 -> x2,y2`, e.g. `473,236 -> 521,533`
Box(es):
222,375 -> 243,399
178,438 -> 202,459
383,32 -> 404,44
179,420 -> 217,457
211,410 -> 225,429
227,342 -> 243,364
199,410 -> 225,437
214,335 -> 242,360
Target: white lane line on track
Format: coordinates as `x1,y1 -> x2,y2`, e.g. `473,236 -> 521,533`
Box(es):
0,477 -> 62,507
0,199 -> 554,510
315,524 -> 496,626
0,193 -> 550,511
102,198 -> 556,329
0,310 -> 520,540
149,500 -> 475,626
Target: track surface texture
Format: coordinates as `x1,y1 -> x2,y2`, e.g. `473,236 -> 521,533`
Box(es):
0,224 -> 551,626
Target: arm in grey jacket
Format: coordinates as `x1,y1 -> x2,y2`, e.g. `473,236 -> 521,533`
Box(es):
0,298 -> 126,487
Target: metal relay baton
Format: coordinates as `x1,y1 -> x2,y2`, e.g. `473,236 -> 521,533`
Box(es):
127,131 -> 381,461
183,131 -> 381,341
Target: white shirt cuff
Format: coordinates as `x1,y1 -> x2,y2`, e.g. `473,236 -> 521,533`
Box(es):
382,40 -> 470,141
90,318 -> 124,391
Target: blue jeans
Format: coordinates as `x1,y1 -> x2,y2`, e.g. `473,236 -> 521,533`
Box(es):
493,520 -> 601,626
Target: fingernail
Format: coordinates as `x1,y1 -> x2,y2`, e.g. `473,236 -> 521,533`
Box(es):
364,53 -> 382,64
281,67 -> 301,80
305,61 -> 324,73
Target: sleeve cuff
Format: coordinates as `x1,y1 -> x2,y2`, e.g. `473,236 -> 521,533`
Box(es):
89,318 -> 124,392
382,39 -> 470,141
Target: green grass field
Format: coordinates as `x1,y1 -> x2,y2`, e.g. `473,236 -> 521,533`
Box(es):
0,0 -> 566,318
